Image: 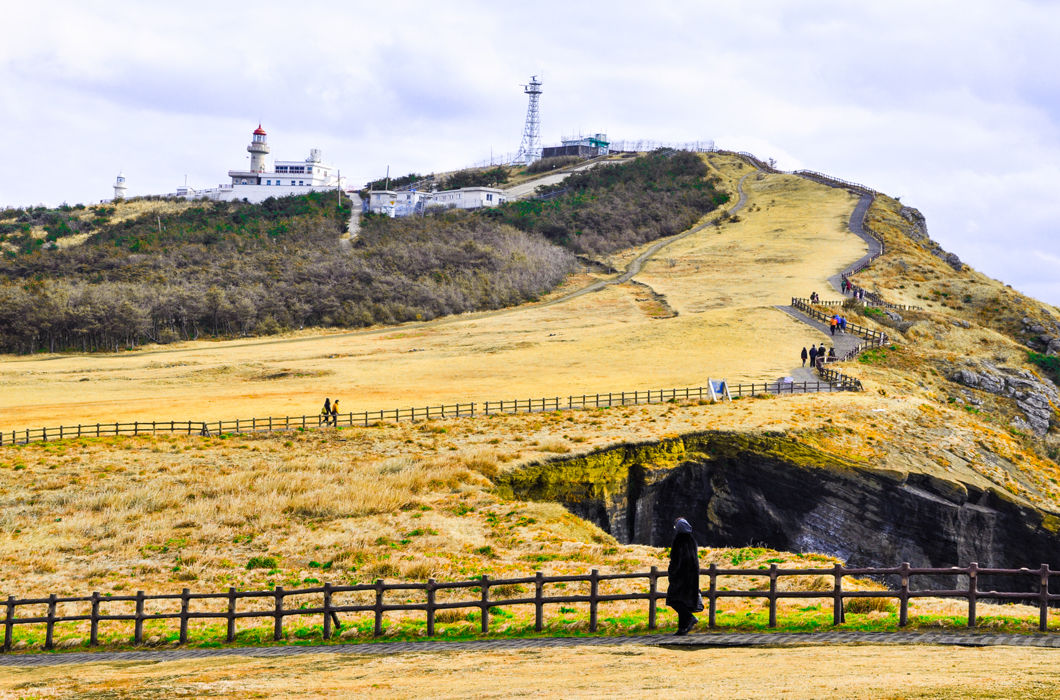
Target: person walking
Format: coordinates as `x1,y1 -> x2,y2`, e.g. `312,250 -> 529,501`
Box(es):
801,347 -> 808,367
667,518 -> 703,636
330,399 -> 340,427
828,347 -> 836,361
320,398 -> 331,427
830,316 -> 837,336
809,345 -> 818,367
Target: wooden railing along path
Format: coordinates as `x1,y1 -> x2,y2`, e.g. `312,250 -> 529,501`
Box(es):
1,379 -> 863,447
791,298 -> 889,346
4,562 -> 1058,651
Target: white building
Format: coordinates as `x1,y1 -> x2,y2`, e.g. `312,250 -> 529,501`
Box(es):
175,125 -> 347,203
366,186 -> 506,217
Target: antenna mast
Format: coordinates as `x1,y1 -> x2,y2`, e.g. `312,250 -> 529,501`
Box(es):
514,75 -> 543,165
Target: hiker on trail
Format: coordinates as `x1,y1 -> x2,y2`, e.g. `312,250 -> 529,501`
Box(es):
840,316 -> 848,332
667,518 -> 703,636
801,347 -> 808,367
330,399 -> 340,426
320,398 -> 331,426
830,316 -> 838,336
809,345 -> 818,366
828,347 -> 837,361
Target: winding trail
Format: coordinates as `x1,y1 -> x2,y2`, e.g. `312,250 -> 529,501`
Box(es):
3,630 -> 1059,667
772,188 -> 881,385
827,193 -> 880,295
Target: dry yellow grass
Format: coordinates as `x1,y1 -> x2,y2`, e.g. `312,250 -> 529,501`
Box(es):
4,644 -> 1060,698
0,155 -> 860,429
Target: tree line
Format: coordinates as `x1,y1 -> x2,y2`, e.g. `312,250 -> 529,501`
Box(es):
0,151 -> 724,354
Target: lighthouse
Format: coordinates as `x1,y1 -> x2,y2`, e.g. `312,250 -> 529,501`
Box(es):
113,173 -> 127,201
248,124 -> 270,172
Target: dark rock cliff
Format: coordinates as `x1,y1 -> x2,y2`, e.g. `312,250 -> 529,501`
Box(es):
498,432 -> 1060,588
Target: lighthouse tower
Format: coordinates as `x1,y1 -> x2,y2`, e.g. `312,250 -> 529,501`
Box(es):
113,173 -> 127,201
248,124 -> 270,172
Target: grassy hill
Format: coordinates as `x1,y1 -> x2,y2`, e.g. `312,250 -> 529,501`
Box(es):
0,151 -> 1058,656
0,150 -> 723,354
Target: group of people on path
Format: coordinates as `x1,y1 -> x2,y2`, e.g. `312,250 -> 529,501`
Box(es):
320,397 -> 341,426
801,344 -> 836,367
840,278 -> 867,301
829,314 -> 848,336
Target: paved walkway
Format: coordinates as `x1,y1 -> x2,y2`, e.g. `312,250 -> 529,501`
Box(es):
827,193 -> 879,296
772,191 -> 879,386
4,630 -> 1060,667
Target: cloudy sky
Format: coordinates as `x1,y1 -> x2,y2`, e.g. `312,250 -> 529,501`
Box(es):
2,1 -> 1058,306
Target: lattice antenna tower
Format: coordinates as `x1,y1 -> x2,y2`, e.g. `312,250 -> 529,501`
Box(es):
514,75 -> 543,165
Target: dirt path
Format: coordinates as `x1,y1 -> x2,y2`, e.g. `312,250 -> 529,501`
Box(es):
4,635 -> 1060,699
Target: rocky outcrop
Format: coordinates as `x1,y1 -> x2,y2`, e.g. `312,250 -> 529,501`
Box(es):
949,362 -> 1058,436
899,206 -> 963,271
498,432 -> 1060,590
1022,316 -> 1060,356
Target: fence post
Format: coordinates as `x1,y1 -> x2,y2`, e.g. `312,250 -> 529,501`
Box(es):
480,574 -> 490,634
534,571 -> 544,632
832,564 -> 844,625
180,588 -> 190,643
323,582 -> 333,640
708,563 -> 717,628
898,562 -> 910,627
648,566 -> 658,630
967,562 -> 978,628
589,569 -> 599,633
374,579 -> 385,636
266,586 -> 287,641
134,591 -> 145,645
43,594 -> 57,650
768,564 -> 778,628
1040,564 -> 1051,632
3,596 -> 13,652
227,587 -> 237,642
89,591 -> 100,646
424,578 -> 436,637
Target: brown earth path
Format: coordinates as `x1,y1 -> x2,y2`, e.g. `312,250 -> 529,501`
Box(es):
4,630 -> 1060,668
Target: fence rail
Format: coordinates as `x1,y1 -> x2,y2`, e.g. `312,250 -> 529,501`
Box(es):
792,298 -> 889,346
4,562 -> 1057,651
1,380 -> 862,447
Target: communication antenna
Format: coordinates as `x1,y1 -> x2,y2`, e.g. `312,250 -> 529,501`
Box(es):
514,75 -> 543,165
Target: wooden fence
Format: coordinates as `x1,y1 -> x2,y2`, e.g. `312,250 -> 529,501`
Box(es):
1,380 -> 863,447
792,298 -> 889,346
4,562 -> 1057,651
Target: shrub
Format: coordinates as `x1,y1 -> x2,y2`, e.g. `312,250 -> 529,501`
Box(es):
1028,351 -> 1060,385
843,596 -> 896,614
246,555 -> 278,570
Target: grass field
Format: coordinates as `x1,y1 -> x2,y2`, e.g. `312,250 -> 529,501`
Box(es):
4,644 -> 1060,698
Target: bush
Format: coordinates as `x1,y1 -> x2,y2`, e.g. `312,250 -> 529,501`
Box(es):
843,596 -> 896,614
246,555 -> 278,570
1028,351 -> 1060,384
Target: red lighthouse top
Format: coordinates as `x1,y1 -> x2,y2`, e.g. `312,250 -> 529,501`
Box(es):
253,124 -> 267,136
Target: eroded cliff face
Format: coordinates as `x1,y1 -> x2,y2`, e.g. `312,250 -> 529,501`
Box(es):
497,432 -> 1060,582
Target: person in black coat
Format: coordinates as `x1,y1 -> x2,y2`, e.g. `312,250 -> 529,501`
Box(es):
800,347 -> 808,366
666,517 -> 703,635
